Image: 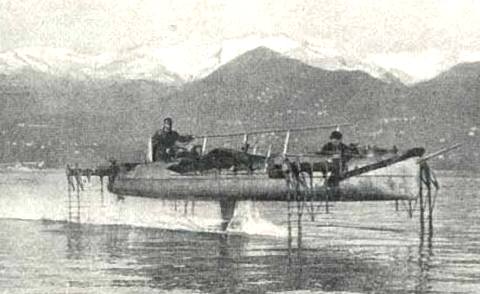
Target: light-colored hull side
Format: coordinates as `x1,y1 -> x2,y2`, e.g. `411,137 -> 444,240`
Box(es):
111,158 -> 421,202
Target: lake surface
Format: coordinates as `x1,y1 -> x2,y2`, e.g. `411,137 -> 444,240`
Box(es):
0,170 -> 479,293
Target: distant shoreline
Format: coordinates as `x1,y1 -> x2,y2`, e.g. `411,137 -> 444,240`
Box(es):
434,169 -> 480,178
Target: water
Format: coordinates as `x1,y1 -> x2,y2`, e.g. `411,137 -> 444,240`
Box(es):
0,170 -> 479,293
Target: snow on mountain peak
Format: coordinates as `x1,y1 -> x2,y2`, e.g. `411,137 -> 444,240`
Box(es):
2,37 -> 479,85
198,35 -> 403,83
0,46 -> 184,83
365,49 -> 480,84
0,47 -> 94,76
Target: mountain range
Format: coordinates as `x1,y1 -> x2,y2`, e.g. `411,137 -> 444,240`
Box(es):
0,44 -> 478,170
159,47 -> 479,169
0,36 -> 417,85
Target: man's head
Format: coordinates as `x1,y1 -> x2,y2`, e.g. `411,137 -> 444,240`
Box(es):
163,117 -> 173,131
329,130 -> 343,145
241,143 -> 250,153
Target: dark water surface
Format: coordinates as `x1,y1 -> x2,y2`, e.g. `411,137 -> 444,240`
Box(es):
0,172 -> 479,293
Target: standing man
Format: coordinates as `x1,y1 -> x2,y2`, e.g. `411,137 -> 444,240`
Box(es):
151,117 -> 194,162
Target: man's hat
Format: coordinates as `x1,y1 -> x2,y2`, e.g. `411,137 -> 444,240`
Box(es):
164,117 -> 173,124
330,130 -> 343,140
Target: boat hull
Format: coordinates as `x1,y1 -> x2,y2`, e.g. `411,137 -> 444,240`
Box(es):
110,158 -> 421,201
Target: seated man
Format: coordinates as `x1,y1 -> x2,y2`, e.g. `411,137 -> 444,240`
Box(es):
319,130 -> 349,156
151,117 -> 194,162
318,130 -> 359,173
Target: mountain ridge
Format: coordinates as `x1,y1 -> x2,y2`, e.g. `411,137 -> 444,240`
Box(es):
0,36 -> 435,85
0,46 -> 477,169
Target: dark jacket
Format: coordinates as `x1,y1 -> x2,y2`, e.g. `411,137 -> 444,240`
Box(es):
152,130 -> 193,162
319,142 -> 350,156
319,142 -> 359,168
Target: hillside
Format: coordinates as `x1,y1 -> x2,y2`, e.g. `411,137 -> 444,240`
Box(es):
156,48 -> 479,169
405,62 -> 480,169
165,48 -> 406,135
0,47 -> 476,169
0,71 -> 177,165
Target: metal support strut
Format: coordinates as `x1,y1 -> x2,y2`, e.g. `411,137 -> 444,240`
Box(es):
418,162 -> 439,244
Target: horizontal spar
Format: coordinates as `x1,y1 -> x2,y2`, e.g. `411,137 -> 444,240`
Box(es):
417,143 -> 462,164
195,123 -> 352,139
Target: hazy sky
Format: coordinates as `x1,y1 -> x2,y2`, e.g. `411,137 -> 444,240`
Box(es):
1,0 -> 480,57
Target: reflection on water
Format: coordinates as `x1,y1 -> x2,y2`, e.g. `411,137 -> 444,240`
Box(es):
57,223 -> 396,293
0,174 -> 480,293
0,208 -> 437,293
